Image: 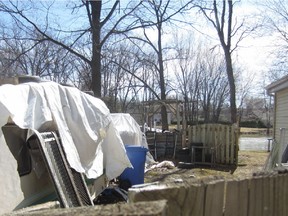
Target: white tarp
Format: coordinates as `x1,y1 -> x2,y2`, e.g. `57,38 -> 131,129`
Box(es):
110,113 -> 144,146
110,113 -> 155,164
0,81 -> 131,179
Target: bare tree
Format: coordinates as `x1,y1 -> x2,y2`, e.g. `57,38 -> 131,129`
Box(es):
261,0 -> 288,81
209,58 -> 229,123
235,65 -> 254,123
172,33 -> 229,124
0,0 -> 143,97
195,0 -> 257,124
101,41 -> 145,112
173,35 -> 201,123
0,27 -> 83,85
198,49 -> 229,123
125,0 -> 193,130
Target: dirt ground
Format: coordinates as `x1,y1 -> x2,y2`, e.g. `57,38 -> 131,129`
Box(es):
144,150 -> 270,184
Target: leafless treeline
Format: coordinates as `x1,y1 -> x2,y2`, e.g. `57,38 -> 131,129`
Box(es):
0,0 -> 286,128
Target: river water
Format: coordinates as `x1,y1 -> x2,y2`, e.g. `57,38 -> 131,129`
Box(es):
239,135 -> 273,151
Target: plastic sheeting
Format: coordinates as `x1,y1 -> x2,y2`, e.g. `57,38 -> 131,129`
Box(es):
0,82 -> 131,180
110,113 -> 155,165
110,113 -> 144,146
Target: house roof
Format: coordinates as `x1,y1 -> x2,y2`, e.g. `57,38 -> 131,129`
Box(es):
266,74 -> 288,94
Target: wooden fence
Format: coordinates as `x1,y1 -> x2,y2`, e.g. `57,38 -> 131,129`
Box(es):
129,170 -> 288,216
187,124 -> 240,165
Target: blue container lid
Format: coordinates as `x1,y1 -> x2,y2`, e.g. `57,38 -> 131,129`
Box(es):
125,145 -> 148,152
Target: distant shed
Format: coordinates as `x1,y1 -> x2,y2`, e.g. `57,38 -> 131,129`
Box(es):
266,75 -> 288,145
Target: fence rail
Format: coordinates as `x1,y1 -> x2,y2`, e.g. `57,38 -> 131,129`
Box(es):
187,124 -> 239,165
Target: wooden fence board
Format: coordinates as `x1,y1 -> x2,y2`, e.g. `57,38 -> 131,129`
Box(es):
188,127 -> 192,145
222,126 -> 226,164
284,174 -> 288,216
201,125 -> 206,147
234,125 -> 239,164
281,173 -> 285,215
204,180 -> 225,216
214,125 -> 219,162
224,180 -> 238,216
268,174 -> 275,215
248,177 -> 264,216
285,173 -> 288,216
280,174 -> 285,215
224,179 -> 249,216
272,174 -> 280,216
273,173 -> 288,216
225,126 -> 230,164
183,183 -> 205,216
278,174 -> 287,216
262,174 -> 274,216
230,126 -> 235,164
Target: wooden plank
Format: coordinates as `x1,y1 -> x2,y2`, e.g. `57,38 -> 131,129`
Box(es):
188,126 -> 192,145
248,177 -> 264,216
191,126 -> 194,144
274,173 -> 284,216
262,174 -> 274,216
213,125 -> 219,163
129,184 -> 181,216
255,176 -> 264,216
272,173 -> 279,216
230,125 -> 235,164
247,177 -> 254,216
224,180 -> 239,216
129,182 -> 207,216
220,125 -> 225,164
277,173 -> 287,216
156,133 -> 166,143
208,124 -> 213,147
195,126 -> 198,143
284,173 -> 288,216
204,180 -> 225,216
234,124 -> 239,165
201,125 -> 205,147
196,125 -> 200,143
224,179 -> 249,216
225,126 -> 230,164
183,183 -> 205,216
268,174 -> 275,215
279,174 -> 286,216
217,125 -> 225,163
190,126 -> 194,144
206,124 -> 210,147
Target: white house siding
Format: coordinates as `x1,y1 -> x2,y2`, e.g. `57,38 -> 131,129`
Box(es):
274,88 -> 288,145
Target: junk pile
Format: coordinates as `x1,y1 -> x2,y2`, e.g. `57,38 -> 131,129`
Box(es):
0,78 -> 138,214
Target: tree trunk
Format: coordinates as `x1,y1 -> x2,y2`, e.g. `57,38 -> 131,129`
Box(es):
157,23 -> 168,130
224,49 -> 237,123
214,0 -> 237,124
91,1 -> 102,98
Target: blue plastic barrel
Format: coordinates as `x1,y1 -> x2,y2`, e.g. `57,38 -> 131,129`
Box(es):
119,145 -> 148,186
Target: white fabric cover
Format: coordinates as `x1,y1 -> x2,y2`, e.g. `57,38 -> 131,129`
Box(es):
110,113 -> 155,164
0,82 -> 131,180
110,113 -> 144,146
